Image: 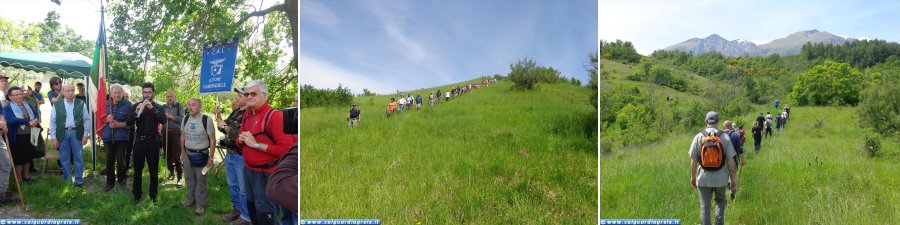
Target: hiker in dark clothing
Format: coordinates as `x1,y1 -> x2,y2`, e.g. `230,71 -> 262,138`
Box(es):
751,121 -> 762,153
723,121 -> 745,170
756,113 -> 765,135
347,103 -> 361,128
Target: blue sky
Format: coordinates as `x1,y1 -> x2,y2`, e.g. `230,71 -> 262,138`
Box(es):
600,0 -> 900,55
300,0 -> 598,94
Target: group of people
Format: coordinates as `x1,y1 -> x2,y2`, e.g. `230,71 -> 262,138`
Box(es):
749,103 -> 791,153
689,100 -> 792,225
382,78 -> 496,120
0,69 -> 298,225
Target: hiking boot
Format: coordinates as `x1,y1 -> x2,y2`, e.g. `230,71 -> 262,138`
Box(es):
104,184 -> 115,192
222,208 -> 241,222
182,200 -> 194,207
176,179 -> 183,188
117,182 -> 127,192
194,207 -> 205,215
151,197 -> 158,204
167,174 -> 175,181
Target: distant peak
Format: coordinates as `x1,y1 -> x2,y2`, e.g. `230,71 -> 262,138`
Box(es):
705,34 -> 724,39
801,29 -> 821,33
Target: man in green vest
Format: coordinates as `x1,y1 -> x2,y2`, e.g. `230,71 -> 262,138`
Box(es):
49,84 -> 91,187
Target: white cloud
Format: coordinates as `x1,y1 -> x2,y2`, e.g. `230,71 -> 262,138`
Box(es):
300,54 -> 394,95
366,2 -> 433,63
302,0 -> 340,27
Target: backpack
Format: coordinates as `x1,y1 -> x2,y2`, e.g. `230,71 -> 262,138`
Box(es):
699,130 -> 727,171
182,115 -> 210,139
737,129 -> 746,144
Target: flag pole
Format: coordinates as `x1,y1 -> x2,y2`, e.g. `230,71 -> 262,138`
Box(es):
84,73 -> 97,174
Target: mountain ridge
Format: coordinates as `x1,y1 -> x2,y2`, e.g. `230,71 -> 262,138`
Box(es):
663,30 -> 855,56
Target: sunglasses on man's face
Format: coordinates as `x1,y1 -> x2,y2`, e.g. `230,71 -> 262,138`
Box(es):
243,92 -> 261,98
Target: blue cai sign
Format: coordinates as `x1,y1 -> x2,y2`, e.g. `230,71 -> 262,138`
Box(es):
199,40 -> 239,93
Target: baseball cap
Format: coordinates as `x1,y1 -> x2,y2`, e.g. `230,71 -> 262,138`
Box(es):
705,111 -> 720,124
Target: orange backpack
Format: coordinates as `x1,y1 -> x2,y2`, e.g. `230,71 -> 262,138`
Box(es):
699,130 -> 726,171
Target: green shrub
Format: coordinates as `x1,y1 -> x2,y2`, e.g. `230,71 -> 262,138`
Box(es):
857,77 -> 900,136
789,60 -> 865,106
299,84 -> 353,108
863,134 -> 881,157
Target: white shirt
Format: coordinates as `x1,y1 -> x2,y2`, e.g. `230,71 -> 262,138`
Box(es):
49,98 -> 92,140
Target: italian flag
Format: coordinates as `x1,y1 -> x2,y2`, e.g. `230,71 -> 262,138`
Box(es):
88,11 -> 108,136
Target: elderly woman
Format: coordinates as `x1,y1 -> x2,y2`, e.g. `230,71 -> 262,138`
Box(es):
3,86 -> 40,183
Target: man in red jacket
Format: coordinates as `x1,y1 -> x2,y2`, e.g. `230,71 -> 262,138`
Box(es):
236,80 -> 293,225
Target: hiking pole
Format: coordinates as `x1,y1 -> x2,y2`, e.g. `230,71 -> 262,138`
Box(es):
3,135 -> 26,211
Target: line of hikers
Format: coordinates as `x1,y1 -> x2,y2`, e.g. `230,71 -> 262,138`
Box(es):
690,103 -> 791,225
344,79 -> 497,128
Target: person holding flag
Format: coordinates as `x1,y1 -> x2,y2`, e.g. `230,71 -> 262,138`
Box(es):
102,85 -> 131,192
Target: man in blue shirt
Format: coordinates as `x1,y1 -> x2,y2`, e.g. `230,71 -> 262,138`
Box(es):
33,82 -> 44,106
102,85 -> 132,192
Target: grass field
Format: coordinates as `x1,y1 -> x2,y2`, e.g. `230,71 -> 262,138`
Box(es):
301,81 -> 598,224
600,105 -> 900,224
1,141 -> 238,224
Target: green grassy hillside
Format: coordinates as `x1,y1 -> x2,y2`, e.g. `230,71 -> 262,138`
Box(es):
301,81 -> 598,224
601,105 -> 900,224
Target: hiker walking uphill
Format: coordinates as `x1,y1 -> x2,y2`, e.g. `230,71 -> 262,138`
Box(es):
347,103 -> 361,128
406,94 -> 413,110
415,94 -> 423,110
386,98 -> 396,117
397,95 -> 405,113
764,112 -> 773,138
774,99 -> 780,109
751,121 -> 762,153
689,111 -> 738,225
722,121 -> 745,200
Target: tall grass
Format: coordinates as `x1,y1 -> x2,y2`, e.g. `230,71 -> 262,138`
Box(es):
601,105 -> 900,224
301,81 -> 598,224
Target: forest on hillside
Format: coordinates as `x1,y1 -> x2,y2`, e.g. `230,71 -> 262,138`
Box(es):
599,39 -> 900,153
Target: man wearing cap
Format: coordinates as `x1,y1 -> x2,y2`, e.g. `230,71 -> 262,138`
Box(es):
347,103 -> 361,128
215,87 -> 251,224
688,111 -> 738,225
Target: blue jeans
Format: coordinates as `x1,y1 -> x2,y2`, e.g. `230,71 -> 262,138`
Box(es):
281,210 -> 298,225
225,154 -> 250,221
59,130 -> 84,185
244,169 -> 278,225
